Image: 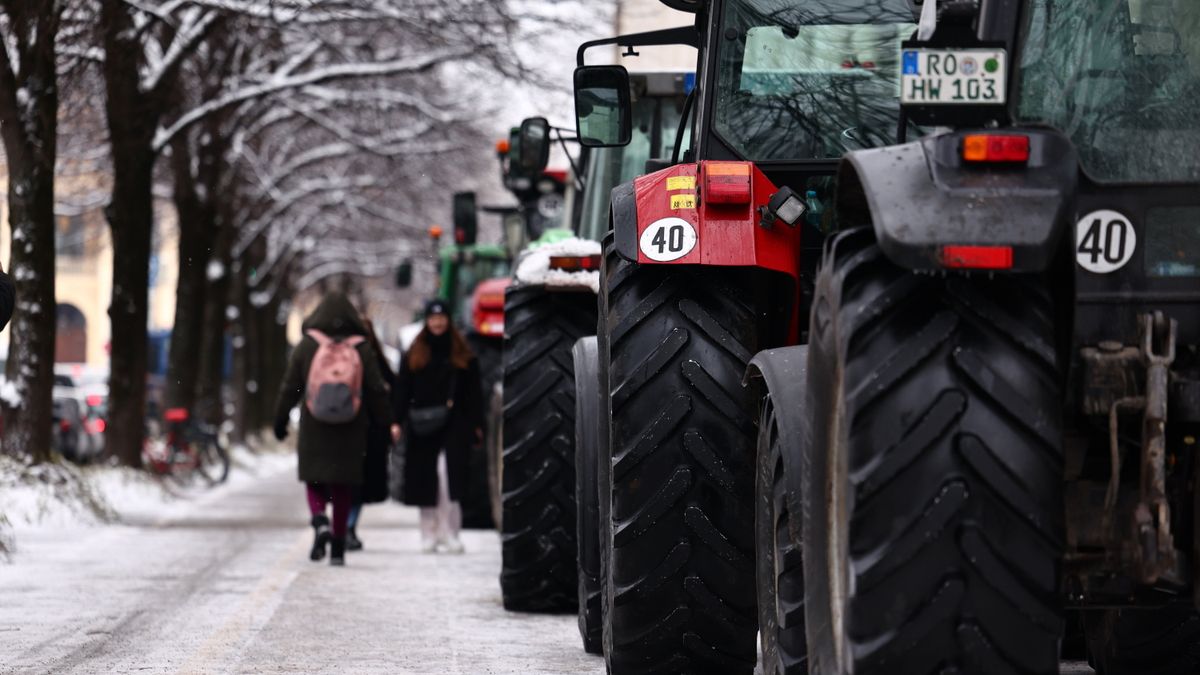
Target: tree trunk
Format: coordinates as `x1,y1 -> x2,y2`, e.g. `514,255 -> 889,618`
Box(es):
1,161 -> 57,464
103,151 -> 156,466
162,137 -> 212,412
101,0 -> 166,466
229,257 -> 250,444
0,8 -> 63,463
196,216 -> 232,426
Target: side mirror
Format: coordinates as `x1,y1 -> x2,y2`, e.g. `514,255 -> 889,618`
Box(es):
517,118 -> 552,175
395,259 -> 413,288
452,192 -> 478,245
574,65 -> 632,148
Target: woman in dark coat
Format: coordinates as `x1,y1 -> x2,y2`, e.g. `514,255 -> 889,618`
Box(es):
391,299 -> 484,553
345,319 -> 395,551
273,293 -> 391,566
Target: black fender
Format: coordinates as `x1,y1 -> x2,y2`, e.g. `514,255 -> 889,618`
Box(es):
836,129 -> 1078,272
744,345 -> 808,534
609,181 -> 639,263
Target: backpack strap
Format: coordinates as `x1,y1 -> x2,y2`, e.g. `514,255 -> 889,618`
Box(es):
305,328 -> 332,346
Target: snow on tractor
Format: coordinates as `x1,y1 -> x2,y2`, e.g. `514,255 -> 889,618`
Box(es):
496,75 -> 691,627
572,0 -> 1200,673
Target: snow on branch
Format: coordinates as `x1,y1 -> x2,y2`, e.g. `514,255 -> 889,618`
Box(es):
153,45 -> 475,151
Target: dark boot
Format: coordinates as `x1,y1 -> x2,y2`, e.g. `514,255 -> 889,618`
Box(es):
310,515 -> 331,562
330,537 -> 346,566
346,527 -> 363,551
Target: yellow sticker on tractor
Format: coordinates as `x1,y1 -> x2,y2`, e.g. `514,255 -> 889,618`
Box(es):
671,194 -> 696,210
666,176 -> 697,191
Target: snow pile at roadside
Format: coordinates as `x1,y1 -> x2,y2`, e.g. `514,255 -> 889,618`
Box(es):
0,440 -> 295,557
514,237 -> 602,293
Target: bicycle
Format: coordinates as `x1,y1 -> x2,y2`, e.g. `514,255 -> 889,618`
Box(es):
142,407 -> 230,485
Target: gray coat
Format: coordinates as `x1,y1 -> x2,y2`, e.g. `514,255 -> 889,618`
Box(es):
273,294 -> 391,485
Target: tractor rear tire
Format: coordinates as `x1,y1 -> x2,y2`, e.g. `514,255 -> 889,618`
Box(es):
1087,606 -> 1200,675
756,394 -> 808,675
574,336 -> 603,654
500,286 -> 596,613
463,334 -> 502,528
603,253 -> 761,674
486,382 -> 504,529
803,227 -> 1064,675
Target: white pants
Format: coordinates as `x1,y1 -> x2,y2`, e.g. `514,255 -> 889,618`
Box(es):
419,451 -> 461,543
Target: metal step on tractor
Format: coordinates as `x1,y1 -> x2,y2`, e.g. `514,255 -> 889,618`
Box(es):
570,0 -> 1200,673
495,74 -> 691,638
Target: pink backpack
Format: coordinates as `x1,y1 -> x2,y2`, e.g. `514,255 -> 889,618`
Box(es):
304,329 -> 365,424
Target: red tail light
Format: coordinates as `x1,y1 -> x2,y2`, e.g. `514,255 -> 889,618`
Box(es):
703,162 -> 752,205
476,292 -> 505,309
962,134 -> 1030,163
548,255 -> 601,271
164,407 -> 189,423
59,420 -> 71,432
941,245 -> 1014,269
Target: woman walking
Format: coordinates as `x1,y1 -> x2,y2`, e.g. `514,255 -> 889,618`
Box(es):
392,300 -> 484,554
273,293 -> 391,566
346,319 -> 396,551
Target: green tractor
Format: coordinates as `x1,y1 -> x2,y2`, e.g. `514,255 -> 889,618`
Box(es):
496,72 -> 691,635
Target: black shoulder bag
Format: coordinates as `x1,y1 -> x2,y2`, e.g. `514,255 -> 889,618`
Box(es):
407,369 -> 458,437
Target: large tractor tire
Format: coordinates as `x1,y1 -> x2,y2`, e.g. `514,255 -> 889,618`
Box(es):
463,334 -> 502,529
500,285 -> 596,613
602,252 -> 762,674
755,382 -> 809,675
573,336 -> 603,654
1086,606 -> 1200,675
486,381 -> 504,528
802,227 -> 1064,674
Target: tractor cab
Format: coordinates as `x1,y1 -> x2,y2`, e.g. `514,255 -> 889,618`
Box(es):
574,0 -> 928,337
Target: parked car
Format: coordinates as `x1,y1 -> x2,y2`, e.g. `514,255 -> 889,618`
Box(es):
52,396 -> 94,463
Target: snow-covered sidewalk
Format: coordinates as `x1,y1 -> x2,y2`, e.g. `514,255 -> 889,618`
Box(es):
0,450 -> 604,674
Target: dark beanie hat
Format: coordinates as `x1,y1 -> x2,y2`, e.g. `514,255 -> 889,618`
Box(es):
425,299 -> 450,317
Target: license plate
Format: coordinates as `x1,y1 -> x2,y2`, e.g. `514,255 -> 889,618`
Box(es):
901,48 -> 1007,105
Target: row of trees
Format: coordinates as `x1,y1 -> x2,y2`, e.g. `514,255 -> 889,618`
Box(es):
0,0 -> 589,466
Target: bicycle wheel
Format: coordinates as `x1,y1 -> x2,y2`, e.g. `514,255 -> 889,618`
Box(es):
195,436 -> 230,485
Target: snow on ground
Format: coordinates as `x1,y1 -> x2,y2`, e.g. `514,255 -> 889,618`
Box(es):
0,460 -> 606,675
0,441 -> 295,559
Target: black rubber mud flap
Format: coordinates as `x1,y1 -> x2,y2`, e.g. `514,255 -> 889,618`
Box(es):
747,346 -> 810,675
602,248 -> 760,674
1086,605 -> 1200,675
499,285 -> 597,613
803,226 -> 1065,675
573,336 -> 603,654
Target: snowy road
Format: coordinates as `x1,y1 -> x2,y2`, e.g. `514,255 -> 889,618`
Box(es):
0,462 -> 603,675
0,458 -> 1099,674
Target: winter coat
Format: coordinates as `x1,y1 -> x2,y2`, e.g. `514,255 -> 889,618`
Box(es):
0,269 -> 12,332
359,348 -> 395,504
273,294 -> 391,486
393,332 -> 484,506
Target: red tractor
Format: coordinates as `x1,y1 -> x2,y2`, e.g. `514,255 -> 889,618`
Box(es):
573,0 -> 1200,674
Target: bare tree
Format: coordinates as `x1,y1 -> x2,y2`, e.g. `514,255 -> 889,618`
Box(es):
0,2 -> 66,463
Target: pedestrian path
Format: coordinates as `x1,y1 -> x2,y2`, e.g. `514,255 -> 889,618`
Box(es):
0,462 -> 604,675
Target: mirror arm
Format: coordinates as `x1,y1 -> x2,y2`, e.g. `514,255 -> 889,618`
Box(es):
554,128 -> 586,192
576,26 -> 699,66
671,87 -> 697,165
